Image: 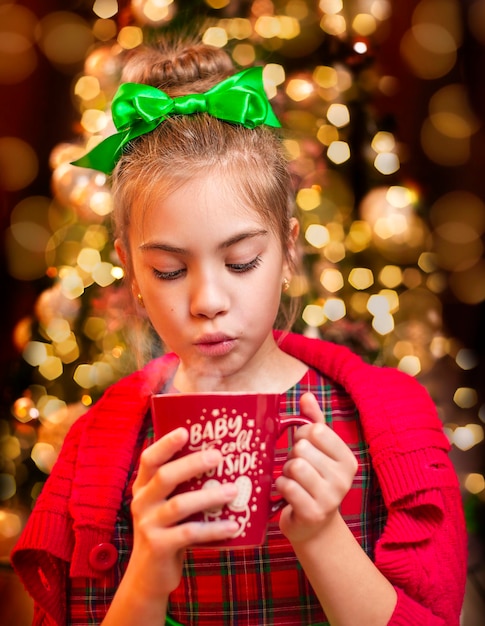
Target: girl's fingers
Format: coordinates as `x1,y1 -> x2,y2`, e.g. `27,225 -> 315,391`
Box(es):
135,427 -> 189,487
298,393 -> 357,469
152,517 -> 240,552
275,472 -> 322,518
294,421 -> 358,470
154,482 -> 238,528
134,446 -> 224,506
281,452 -> 350,503
299,392 -> 325,423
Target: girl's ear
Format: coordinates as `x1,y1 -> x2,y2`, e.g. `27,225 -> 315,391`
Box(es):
115,238 -> 140,298
114,238 -> 127,267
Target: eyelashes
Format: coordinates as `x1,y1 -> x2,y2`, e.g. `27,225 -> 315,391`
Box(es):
152,255 -> 263,281
227,255 -> 262,273
152,268 -> 185,280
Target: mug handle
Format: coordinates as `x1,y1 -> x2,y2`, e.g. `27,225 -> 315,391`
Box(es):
269,414 -> 313,516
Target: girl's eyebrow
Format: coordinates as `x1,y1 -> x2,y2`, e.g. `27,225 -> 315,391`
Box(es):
139,229 -> 268,254
220,229 -> 268,249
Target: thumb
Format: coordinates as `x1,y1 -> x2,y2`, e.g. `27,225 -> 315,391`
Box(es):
299,392 -> 325,424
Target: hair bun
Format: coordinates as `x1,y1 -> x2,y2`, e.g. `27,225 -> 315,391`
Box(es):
121,39 -> 234,95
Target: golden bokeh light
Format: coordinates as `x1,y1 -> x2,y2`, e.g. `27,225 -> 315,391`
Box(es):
320,268 -> 344,292
0,137 -> 38,191
302,303 -> 326,327
202,27 -> 228,48
320,14 -> 346,36
74,75 -> 102,101
421,117 -> 470,166
346,221 -> 372,253
429,84 -> 480,139
118,25 -> 144,49
401,0 -> 460,81
93,0 -> 119,20
305,224 -> 330,248
232,44 -> 255,66
456,349 -> 479,371
372,312 -> 394,335
131,0 -> 174,25
37,12 -> 94,67
327,103 -> 350,127
352,14 -> 377,37
205,0 -> 230,8
379,265 -> 402,288
0,35 -> 37,84
349,267 -> 374,290
297,187 -> 321,211
412,0 -> 462,46
319,0 -> 343,14
0,3 -> 38,84
398,354 -> 422,376
286,77 -> 314,101
327,140 -> 350,164
374,152 -> 400,175
464,473 -> 485,495
93,18 -> 118,41
323,297 -> 346,321
371,131 -> 395,153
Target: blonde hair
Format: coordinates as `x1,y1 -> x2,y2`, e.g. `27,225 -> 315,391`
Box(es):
111,38 -> 300,353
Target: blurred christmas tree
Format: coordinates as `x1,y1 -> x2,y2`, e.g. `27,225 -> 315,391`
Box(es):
1,0 -> 484,562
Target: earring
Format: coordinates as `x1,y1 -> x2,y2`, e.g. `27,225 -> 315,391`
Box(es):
282,277 -> 290,293
137,293 -> 145,307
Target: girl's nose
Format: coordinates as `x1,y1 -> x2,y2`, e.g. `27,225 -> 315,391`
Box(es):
189,272 -> 229,319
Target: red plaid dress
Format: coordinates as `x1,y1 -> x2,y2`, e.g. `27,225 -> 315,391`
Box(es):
68,367 -> 387,625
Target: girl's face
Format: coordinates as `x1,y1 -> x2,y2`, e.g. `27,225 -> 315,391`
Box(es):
119,174 -> 298,392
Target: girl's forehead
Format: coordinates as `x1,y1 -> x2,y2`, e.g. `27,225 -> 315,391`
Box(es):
129,174 -> 273,244
135,173 -> 267,224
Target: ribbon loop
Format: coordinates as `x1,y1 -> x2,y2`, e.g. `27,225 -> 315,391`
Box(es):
112,84 -> 175,129
71,66 -> 281,175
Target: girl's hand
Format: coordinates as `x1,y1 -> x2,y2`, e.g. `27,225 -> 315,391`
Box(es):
128,428 -> 238,598
276,392 -> 358,545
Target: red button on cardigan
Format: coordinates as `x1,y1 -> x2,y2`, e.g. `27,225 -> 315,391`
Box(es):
89,543 -> 118,571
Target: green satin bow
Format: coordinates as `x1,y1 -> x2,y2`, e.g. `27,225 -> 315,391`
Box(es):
71,66 -> 281,175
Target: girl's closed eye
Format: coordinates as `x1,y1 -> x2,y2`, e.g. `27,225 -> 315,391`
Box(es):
227,255 -> 262,273
152,267 -> 186,281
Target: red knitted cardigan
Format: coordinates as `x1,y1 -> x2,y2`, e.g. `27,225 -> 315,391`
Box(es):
11,332 -> 467,625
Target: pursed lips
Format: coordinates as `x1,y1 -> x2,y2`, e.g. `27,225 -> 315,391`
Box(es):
194,333 -> 236,356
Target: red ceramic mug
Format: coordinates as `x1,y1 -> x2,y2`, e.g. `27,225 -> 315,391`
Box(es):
151,392 -> 312,549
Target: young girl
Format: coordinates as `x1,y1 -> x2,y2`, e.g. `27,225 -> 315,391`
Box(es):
12,39 -> 467,626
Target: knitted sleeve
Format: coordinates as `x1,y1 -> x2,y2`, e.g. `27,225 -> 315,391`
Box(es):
10,414 -> 85,625
379,464 -> 467,625
365,370 -> 468,626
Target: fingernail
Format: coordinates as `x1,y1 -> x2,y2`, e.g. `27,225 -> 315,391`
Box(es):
223,520 -> 239,536
203,448 -> 221,465
222,483 -> 238,498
